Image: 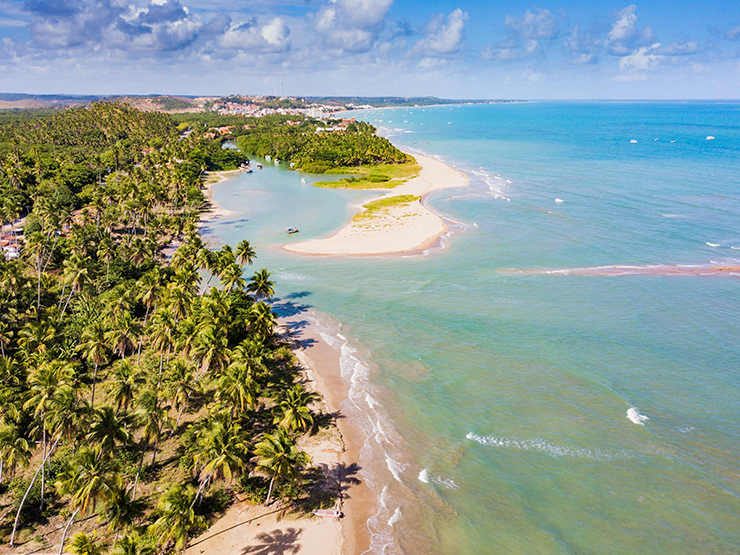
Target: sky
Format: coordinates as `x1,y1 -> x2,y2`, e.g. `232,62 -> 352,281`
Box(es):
0,0 -> 739,99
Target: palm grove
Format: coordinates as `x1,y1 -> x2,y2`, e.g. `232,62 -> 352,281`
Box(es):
0,103 -> 340,554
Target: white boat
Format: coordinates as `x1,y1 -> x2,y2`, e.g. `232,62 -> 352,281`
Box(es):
301,178 -> 307,184
313,509 -> 342,518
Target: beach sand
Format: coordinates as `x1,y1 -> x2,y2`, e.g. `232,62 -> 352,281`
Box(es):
284,153 -> 469,256
183,310 -> 372,555
199,169 -> 240,226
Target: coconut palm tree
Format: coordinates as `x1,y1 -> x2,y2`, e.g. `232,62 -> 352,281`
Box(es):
24,360 -> 74,510
96,236 -> 115,282
253,427 -> 310,505
216,363 -> 260,423
246,268 -> 274,300
67,532 -> 104,555
134,390 -> 172,478
87,406 -> 133,458
219,263 -> 246,293
107,360 -> 144,413
0,425 -> 31,485
100,479 -> 145,541
148,484 -> 206,553
272,384 -> 318,433
106,311 -> 140,360
113,531 -> 155,555
149,309 -> 176,380
235,239 -> 256,267
191,419 -> 248,505
55,447 -> 116,554
79,320 -> 108,409
192,325 -> 230,380
248,302 -> 277,342
163,359 -> 198,429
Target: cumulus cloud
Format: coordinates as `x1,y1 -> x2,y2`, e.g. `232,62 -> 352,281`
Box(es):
482,7 -> 560,62
505,8 -> 559,40
218,17 -> 291,52
563,25 -> 600,64
605,5 -> 654,55
315,0 -> 393,52
619,42 -> 662,70
726,25 -> 740,41
412,8 -> 467,55
657,40 -> 700,55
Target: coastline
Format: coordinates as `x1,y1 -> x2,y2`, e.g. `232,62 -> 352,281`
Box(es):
284,153 -> 469,256
182,311 -> 371,555
199,169 -> 240,226
190,176 -> 371,555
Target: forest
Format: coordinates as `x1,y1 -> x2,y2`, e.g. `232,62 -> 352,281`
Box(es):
0,103 -> 330,554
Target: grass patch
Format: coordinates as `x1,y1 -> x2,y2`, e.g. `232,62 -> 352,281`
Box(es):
353,194 -> 421,222
313,159 -> 420,189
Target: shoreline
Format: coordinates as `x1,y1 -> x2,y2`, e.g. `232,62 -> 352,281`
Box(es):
199,169 -> 241,226
182,310 -> 371,555
283,152 -> 469,256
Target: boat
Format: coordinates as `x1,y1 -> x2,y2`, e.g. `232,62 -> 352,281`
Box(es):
246,169 -> 253,173
301,178 -> 307,184
256,163 -> 263,169
312,509 -> 342,518
286,227 -> 299,234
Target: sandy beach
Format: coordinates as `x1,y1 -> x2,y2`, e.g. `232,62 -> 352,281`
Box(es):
183,309 -> 372,555
284,153 -> 469,256
199,169 -> 240,226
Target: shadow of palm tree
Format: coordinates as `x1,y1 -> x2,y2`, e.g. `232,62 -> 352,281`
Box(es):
241,527 -> 302,555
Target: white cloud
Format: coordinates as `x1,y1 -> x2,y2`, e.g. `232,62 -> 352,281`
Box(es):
605,5 -> 654,55
563,25 -> 599,64
315,0 -> 393,52
505,8 -> 559,40
412,9 -> 467,55
619,42 -> 662,70
218,18 -> 290,52
725,25 -> 740,41
657,41 -> 700,55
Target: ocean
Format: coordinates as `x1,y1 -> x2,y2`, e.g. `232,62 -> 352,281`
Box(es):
203,102 -> 740,554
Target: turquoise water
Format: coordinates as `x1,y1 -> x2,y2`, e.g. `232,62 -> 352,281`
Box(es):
204,102 -> 740,554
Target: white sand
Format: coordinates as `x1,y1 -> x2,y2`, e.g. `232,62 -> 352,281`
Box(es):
284,153 -> 468,256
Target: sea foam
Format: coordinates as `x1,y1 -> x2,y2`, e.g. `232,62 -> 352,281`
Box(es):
627,407 -> 649,425
466,432 -> 624,460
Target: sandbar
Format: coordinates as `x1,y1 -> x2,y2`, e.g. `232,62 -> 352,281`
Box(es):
284,153 -> 468,256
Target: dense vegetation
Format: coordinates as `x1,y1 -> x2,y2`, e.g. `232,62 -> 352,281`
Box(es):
0,104 -> 324,554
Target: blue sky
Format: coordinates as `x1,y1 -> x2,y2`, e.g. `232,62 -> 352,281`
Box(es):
0,0 -> 739,98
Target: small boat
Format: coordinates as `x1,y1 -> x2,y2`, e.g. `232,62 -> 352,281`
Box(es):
246,169 -> 253,173
301,178 -> 307,184
312,509 -> 342,518
286,227 -> 299,234
256,163 -> 263,169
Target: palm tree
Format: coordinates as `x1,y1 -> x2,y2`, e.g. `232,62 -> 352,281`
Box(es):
87,406 -> 133,457
235,239 -> 256,267
253,427 -> 310,505
24,360 -> 74,511
0,320 -> 13,358
59,253 -> 89,319
149,309 -> 176,380
106,311 -> 140,360
134,389 -> 172,488
96,236 -> 115,282
47,387 -> 91,453
192,325 -> 230,380
148,484 -> 206,553
272,384 -> 318,433
219,263 -> 246,293
164,360 -> 198,429
79,320 -> 108,408
114,531 -> 155,555
0,425 -> 31,485
248,302 -> 277,341
108,360 -> 144,413
55,447 -> 116,554
100,479 -> 145,541
247,268 -> 274,300
216,363 -> 260,422
67,532 -> 104,555
191,419 -> 248,505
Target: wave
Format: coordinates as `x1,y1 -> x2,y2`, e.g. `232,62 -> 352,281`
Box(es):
627,407 -> 649,426
309,311 -> 407,555
418,468 -> 429,483
466,432 -> 627,461
275,270 -> 309,282
706,242 -> 720,247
